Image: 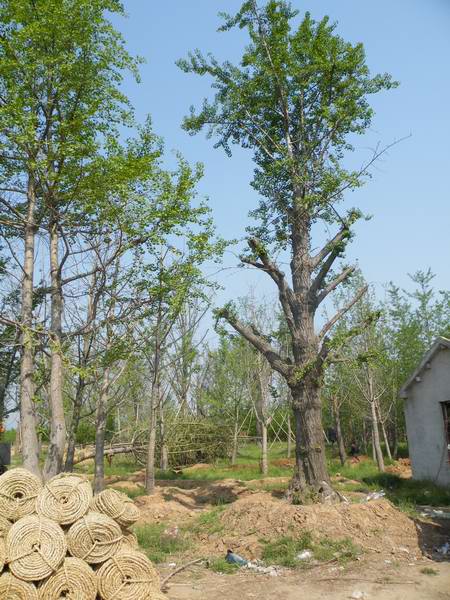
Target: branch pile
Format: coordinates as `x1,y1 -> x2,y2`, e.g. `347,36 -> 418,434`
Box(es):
0,468 -> 164,599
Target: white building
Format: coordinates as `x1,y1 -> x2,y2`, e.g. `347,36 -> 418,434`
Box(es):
400,337 -> 450,487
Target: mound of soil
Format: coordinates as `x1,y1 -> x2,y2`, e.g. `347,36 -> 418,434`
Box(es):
203,495 -> 423,559
386,458 -> 412,479
134,479 -> 251,524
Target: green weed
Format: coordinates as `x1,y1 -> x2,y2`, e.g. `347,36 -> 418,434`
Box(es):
421,567 -> 438,576
261,532 -> 359,568
208,557 -> 240,574
134,523 -> 189,563
189,507 -> 225,535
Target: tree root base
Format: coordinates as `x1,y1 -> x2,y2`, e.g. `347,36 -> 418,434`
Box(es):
285,478 -> 346,505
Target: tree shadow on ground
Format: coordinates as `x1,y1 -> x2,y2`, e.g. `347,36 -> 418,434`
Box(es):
161,483 -> 242,510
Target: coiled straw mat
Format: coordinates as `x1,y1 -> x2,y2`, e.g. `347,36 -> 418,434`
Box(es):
91,489 -> 140,528
6,515 -> 66,582
0,572 -> 38,600
67,512 -> 123,564
36,473 -> 92,525
0,468 -> 42,521
97,550 -> 160,600
38,557 -> 97,600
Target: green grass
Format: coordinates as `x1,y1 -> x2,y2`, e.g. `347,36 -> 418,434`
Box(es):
188,506 -> 226,535
421,567 -> 438,576
261,531 -> 359,568
112,486 -> 146,499
328,455 -> 450,511
134,523 -> 190,563
208,557 -> 240,574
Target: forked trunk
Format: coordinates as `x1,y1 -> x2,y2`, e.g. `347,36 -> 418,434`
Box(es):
19,178 -> 41,478
376,400 -> 392,461
43,223 -> 66,480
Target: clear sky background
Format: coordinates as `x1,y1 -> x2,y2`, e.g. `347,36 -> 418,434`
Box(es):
111,1 -> 450,320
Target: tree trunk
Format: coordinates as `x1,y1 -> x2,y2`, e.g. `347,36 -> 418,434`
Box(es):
93,368 -> 109,494
293,385 -> 330,486
362,420 -> 368,455
43,223 -> 66,480
64,382 -> 85,472
333,398 -> 346,466
65,273 -> 97,472
231,419 -> 239,466
392,412 -> 399,459
287,382 -> 335,503
287,413 -> 292,458
370,400 -> 385,472
19,178 -> 41,478
260,422 -> 268,475
145,399 -> 157,494
376,400 -> 392,461
159,402 -> 168,471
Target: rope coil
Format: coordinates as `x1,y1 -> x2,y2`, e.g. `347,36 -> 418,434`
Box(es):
6,515 -> 66,581
0,572 -> 38,599
91,489 -> 140,528
36,473 -> 92,525
97,550 -> 160,600
37,557 -> 97,600
0,515 -> 12,539
121,529 -> 138,550
0,468 -> 42,521
0,537 -> 6,574
66,512 -> 123,564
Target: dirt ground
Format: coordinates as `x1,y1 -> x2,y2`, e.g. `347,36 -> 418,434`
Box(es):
107,470 -> 450,599
164,561 -> 450,600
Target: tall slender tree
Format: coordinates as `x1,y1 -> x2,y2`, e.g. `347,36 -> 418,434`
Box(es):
179,0 -> 397,501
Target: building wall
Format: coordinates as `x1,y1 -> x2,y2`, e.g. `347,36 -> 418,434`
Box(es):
404,347 -> 450,487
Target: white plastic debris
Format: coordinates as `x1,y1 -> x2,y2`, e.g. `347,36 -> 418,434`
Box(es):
296,549 -> 313,561
168,562 -> 177,568
351,591 -> 367,599
245,562 -> 280,576
437,542 -> 450,555
364,490 -> 385,502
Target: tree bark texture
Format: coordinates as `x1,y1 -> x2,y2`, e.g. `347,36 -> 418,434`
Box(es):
333,397 -> 347,466
43,223 -> 66,480
287,415 -> 292,459
159,402 -> 168,471
19,178 -> 41,478
93,367 -> 109,494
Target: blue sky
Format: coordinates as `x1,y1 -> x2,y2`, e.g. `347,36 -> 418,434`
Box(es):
112,1 -> 450,312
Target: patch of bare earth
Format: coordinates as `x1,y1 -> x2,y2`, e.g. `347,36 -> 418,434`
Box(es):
164,562 -> 450,600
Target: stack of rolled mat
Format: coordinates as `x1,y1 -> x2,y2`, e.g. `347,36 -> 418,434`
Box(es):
0,468 -> 163,599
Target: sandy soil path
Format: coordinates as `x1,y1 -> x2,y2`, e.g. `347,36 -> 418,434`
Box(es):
165,560 -> 450,600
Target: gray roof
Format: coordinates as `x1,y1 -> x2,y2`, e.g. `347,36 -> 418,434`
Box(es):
399,337 -> 450,398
